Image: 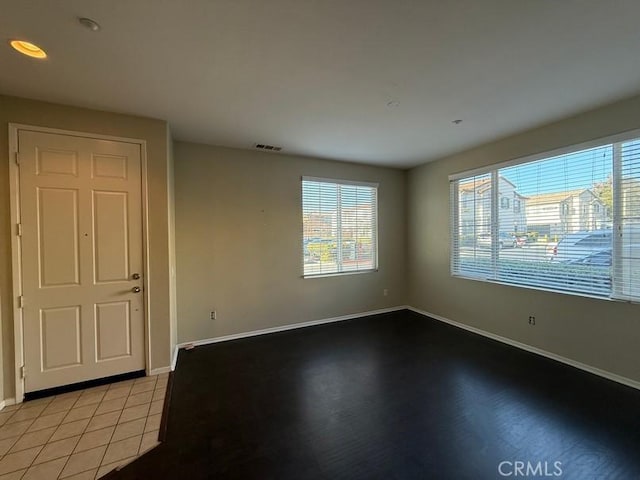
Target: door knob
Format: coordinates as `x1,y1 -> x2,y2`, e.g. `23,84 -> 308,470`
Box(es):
132,286 -> 141,293
132,273 -> 141,280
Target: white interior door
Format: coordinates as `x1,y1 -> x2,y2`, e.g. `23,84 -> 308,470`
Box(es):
18,130 -> 145,393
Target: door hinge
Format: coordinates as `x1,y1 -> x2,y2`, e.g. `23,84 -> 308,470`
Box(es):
18,295 -> 24,308
20,366 -> 26,379
14,152 -> 20,165
16,223 -> 22,237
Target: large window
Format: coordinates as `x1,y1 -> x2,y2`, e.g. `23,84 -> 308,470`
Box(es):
450,132 -> 640,301
302,177 -> 378,277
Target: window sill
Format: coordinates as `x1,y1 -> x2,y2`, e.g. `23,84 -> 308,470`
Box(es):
451,272 -> 639,304
303,269 -> 378,279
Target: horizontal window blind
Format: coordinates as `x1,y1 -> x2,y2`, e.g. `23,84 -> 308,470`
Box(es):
613,139 -> 640,300
302,178 -> 378,277
451,173 -> 494,279
451,132 -> 640,301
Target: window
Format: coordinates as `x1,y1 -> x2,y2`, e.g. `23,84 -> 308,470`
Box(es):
302,177 -> 378,277
514,199 -> 521,213
450,132 -> 640,301
500,197 -> 510,209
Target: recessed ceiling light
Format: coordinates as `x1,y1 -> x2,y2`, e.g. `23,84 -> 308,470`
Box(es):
9,40 -> 47,59
78,17 -> 101,32
452,119 -> 463,125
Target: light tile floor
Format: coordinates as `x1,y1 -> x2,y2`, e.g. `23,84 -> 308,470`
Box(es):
0,373 -> 168,479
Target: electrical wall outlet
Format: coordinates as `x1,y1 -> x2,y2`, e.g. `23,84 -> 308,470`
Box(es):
210,311 -> 217,320
383,289 -> 388,296
528,315 -> 536,325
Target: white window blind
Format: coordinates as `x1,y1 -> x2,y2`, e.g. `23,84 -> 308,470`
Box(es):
302,177 -> 378,277
613,139 -> 640,299
450,132 -> 640,301
451,173 -> 494,280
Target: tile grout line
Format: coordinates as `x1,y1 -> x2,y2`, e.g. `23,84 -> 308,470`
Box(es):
36,389 -> 89,480
75,382 -> 132,480
56,391 -> 97,480
0,376 -> 164,480
56,396 -> 93,480
0,396 -> 57,478
22,381 -> 127,478
92,376 -> 157,479
65,384 -> 122,480
0,411 -> 40,477
140,378 -> 159,441
27,391 -> 84,479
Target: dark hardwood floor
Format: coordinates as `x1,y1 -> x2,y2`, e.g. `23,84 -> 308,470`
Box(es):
110,310 -> 640,479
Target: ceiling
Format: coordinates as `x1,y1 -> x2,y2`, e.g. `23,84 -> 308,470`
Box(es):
2,1 -> 640,168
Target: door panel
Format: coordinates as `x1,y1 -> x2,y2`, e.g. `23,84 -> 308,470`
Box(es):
36,148 -> 78,177
95,301 -> 132,361
92,154 -> 128,180
40,306 -> 82,370
37,188 -> 80,287
19,130 -> 145,393
93,191 -> 130,283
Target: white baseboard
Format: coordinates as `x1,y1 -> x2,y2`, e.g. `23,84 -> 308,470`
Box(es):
0,398 -> 16,410
149,367 -> 171,376
408,306 -> 640,391
171,345 -> 179,371
176,306 -> 408,351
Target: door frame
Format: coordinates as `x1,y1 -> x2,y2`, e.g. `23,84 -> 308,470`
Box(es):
8,123 -> 152,403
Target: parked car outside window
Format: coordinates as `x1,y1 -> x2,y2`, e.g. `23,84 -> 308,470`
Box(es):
568,249 -> 612,266
549,230 -> 612,264
476,232 -> 517,249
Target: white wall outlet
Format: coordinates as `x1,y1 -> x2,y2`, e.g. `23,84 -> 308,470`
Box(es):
383,289 -> 388,296
210,310 -> 217,320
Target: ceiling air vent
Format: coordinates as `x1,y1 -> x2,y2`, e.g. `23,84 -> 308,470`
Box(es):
254,143 -> 282,152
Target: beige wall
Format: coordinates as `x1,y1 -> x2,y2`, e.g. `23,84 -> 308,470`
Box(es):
407,94 -> 640,384
0,95 -> 173,400
174,142 -> 406,343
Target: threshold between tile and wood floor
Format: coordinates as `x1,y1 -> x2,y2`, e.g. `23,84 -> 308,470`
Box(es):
0,373 -> 168,479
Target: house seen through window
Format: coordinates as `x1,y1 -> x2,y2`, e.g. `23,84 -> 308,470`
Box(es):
450,133 -> 640,301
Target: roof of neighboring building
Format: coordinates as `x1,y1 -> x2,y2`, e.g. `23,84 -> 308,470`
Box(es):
459,176 -> 517,194
526,189 -> 601,205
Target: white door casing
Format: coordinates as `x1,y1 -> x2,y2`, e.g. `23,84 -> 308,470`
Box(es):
11,127 -> 147,394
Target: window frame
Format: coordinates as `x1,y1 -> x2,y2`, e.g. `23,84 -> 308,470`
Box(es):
302,176 -> 379,278
449,128 -> 640,303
